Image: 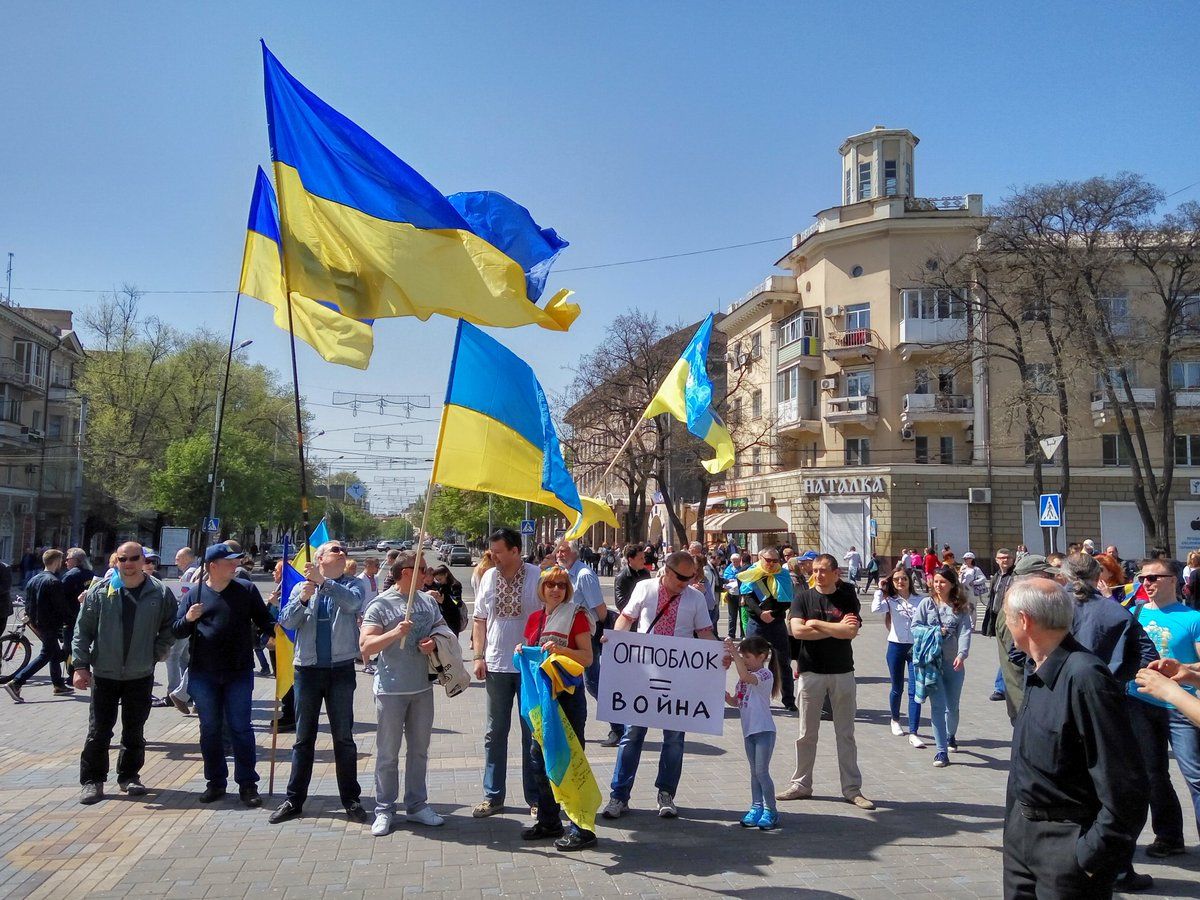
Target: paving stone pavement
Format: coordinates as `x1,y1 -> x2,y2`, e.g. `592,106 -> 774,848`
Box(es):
2,580 -> 1198,899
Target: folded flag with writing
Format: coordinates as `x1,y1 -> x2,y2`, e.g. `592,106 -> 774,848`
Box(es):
515,646 -> 600,831
239,167 -> 375,369
643,313 -> 734,474
261,43 -> 578,334
431,320 -> 616,539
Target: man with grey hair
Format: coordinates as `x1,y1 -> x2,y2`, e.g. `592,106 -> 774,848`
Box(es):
1003,576 -> 1146,898
165,546 -> 199,714
555,539 -> 607,700
271,539 -> 367,825
60,547 -> 95,679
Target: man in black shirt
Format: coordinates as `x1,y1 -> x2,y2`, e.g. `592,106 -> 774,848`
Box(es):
779,553 -> 873,810
1003,576 -> 1147,898
173,542 -> 274,807
601,544 -> 651,747
5,549 -> 72,701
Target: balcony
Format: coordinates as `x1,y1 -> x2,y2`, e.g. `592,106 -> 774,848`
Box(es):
825,395 -> 878,428
824,329 -> 882,362
1090,387 -> 1157,426
901,393 -> 974,424
897,317 -> 967,360
1175,389 -> 1200,413
0,358 -> 35,391
776,398 -> 820,436
777,335 -> 822,370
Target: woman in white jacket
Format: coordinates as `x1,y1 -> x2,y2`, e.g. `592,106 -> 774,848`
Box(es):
871,569 -> 927,748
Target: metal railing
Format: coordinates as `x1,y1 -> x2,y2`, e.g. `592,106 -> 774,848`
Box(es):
905,196 -> 968,211
826,328 -> 882,351
826,395 -> 878,417
904,393 -> 974,413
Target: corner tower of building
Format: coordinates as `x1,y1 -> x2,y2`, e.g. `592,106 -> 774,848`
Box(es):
839,125 -> 918,204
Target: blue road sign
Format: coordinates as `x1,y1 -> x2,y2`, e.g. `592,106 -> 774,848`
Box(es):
520,519 -> 536,536
346,482 -> 366,501
1038,493 -> 1062,528
204,516 -> 221,533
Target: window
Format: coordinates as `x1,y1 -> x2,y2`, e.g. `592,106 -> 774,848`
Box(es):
883,160 -> 898,196
0,385 -> 19,423
901,288 -> 966,320
1025,363 -> 1054,395
845,302 -> 871,333
1172,361 -> 1200,389
31,409 -> 42,431
938,370 -> 956,394
857,162 -> 872,201
777,366 -> 801,402
751,447 -> 762,475
844,168 -> 852,206
809,378 -> 819,410
750,331 -> 762,359
915,436 -> 929,464
845,369 -> 874,397
13,341 -> 46,388
1094,366 -> 1130,394
939,436 -> 955,465
1176,435 -> 1200,466
914,369 -> 930,395
845,438 -> 870,466
751,390 -> 762,418
729,396 -> 742,424
779,311 -> 819,345
48,415 -> 63,440
1021,298 -> 1051,322
1102,434 -> 1129,467
1099,293 -> 1131,335
1181,294 -> 1200,323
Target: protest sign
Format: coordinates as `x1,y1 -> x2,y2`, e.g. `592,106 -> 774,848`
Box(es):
597,630 -> 726,736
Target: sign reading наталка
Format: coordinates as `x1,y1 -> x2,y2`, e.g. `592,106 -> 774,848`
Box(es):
597,631 -> 726,736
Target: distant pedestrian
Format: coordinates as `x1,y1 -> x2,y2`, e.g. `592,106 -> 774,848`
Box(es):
725,635 -> 781,830
843,546 -> 862,587
5,549 -> 73,701
60,548 -> 93,677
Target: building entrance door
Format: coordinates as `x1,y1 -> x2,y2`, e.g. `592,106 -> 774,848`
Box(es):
820,498 -> 869,569
927,500 -> 970,558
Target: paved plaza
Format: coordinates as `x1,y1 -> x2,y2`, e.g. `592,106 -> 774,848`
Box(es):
2,577 -> 1198,899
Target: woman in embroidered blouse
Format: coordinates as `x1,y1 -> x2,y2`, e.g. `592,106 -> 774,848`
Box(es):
871,569 -> 927,748
912,565 -> 975,767
516,566 -> 596,851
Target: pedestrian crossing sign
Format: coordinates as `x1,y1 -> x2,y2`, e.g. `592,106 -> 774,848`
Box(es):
1038,494 -> 1062,527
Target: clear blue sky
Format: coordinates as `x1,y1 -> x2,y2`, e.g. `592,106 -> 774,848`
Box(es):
3,3 -> 1197,512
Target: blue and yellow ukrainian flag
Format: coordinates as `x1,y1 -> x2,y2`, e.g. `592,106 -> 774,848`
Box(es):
261,43 -> 578,333
432,321 -> 615,540
239,167 -> 375,369
644,313 -> 735,474
275,518 -> 331,700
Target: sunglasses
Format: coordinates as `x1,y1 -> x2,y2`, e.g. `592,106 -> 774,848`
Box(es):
326,546 -> 347,555
117,555 -> 142,563
666,565 -> 695,581
1141,573 -> 1173,583
544,581 -> 570,590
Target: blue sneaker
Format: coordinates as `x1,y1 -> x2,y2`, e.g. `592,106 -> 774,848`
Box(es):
740,804 -> 763,827
933,751 -> 949,767
757,808 -> 780,830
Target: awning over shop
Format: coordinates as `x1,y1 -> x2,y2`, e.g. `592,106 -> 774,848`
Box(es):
704,510 -> 789,533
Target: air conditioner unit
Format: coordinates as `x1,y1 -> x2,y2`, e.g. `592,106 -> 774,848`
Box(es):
749,493 -> 768,507
900,425 -> 915,440
14,502 -> 30,514
819,377 -> 838,391
24,428 -> 43,441
823,305 -> 843,317
968,487 -> 992,504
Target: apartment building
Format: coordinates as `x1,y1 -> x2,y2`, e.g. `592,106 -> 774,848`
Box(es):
0,302 -> 85,561
719,126 -> 1199,565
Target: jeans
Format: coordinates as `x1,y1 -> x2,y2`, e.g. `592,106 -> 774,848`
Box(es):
745,617 -> 794,707
725,595 -> 742,640
79,675 -> 153,785
166,638 -> 190,702
609,726 -> 685,802
744,730 -> 776,810
1127,699 -> 1183,845
482,671 -> 536,807
374,689 -> 435,816
189,668 -> 258,790
993,667 -> 1005,694
789,671 -> 862,798
929,659 -> 965,753
531,687 -> 587,827
12,625 -> 65,689
884,641 -> 921,733
254,644 -> 271,673
1168,709 -> 1200,836
287,662 -> 361,807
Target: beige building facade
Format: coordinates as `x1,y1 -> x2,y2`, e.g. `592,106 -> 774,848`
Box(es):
720,126 -> 1199,566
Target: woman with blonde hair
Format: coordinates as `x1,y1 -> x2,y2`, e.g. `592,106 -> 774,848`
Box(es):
471,549 -> 495,598
912,565 -> 974,767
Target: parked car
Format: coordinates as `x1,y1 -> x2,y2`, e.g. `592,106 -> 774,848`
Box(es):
448,545 -> 472,566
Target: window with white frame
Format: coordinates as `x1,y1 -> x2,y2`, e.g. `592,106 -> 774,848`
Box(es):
845,437 -> 870,466
1102,434 -> 1129,467
750,330 -> 762,358
901,288 -> 966,320
845,302 -> 871,333
779,311 -> 819,345
884,160 -> 898,196
1099,293 -> 1131,335
1094,365 -> 1131,394
1171,361 -> 1200,389
777,366 -> 801,402
914,369 -> 930,395
845,369 -> 874,398
1176,435 -> 1200,466
751,447 -> 762,475
857,162 -> 872,201
844,168 -> 852,206
13,341 -> 46,388
915,436 -> 929,464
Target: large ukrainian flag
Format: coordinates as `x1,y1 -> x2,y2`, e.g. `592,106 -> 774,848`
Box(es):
261,43 -> 579,332
239,167 -> 376,369
275,519 -> 331,701
432,321 -> 616,540
644,313 -> 735,474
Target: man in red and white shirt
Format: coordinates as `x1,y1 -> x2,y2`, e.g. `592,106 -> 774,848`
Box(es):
602,551 -> 717,821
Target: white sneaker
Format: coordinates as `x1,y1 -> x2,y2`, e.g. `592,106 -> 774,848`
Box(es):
601,798 -> 628,819
371,813 -> 392,836
406,807 -> 444,827
908,733 -> 926,749
890,719 -> 904,736
656,790 -> 678,819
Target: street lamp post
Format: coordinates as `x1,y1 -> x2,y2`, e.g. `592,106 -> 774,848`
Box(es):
206,337 -> 253,543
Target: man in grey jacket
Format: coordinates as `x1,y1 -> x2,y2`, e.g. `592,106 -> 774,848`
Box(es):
270,540 -> 367,824
72,542 -> 177,804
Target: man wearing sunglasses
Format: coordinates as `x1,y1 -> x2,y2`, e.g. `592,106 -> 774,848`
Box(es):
71,542 -> 178,805
602,551 -> 718,821
271,540 -> 368,825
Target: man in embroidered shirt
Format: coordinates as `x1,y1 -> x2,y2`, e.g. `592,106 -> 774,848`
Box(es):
471,528 -> 542,818
601,551 -> 718,821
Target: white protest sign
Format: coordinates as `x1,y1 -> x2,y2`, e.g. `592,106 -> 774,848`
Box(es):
597,630 -> 726,736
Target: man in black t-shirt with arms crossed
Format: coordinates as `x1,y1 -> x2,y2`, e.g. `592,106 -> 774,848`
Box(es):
778,552 -> 874,810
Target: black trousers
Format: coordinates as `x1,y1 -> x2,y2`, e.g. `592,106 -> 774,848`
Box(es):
746,616 -> 795,707
79,675 -> 154,785
1003,805 -> 1114,899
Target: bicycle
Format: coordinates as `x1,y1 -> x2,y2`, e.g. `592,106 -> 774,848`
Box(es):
0,610 -> 33,685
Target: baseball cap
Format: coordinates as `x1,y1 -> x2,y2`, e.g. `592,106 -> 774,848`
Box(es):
144,549 -> 160,562
962,551 -> 976,560
204,542 -> 243,564
799,550 -> 818,561
1012,554 -> 1062,578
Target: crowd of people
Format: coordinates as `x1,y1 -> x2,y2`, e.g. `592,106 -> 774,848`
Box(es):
2,529 -> 1199,894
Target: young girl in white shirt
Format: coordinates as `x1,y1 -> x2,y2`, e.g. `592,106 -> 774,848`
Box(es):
725,635 -> 781,830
